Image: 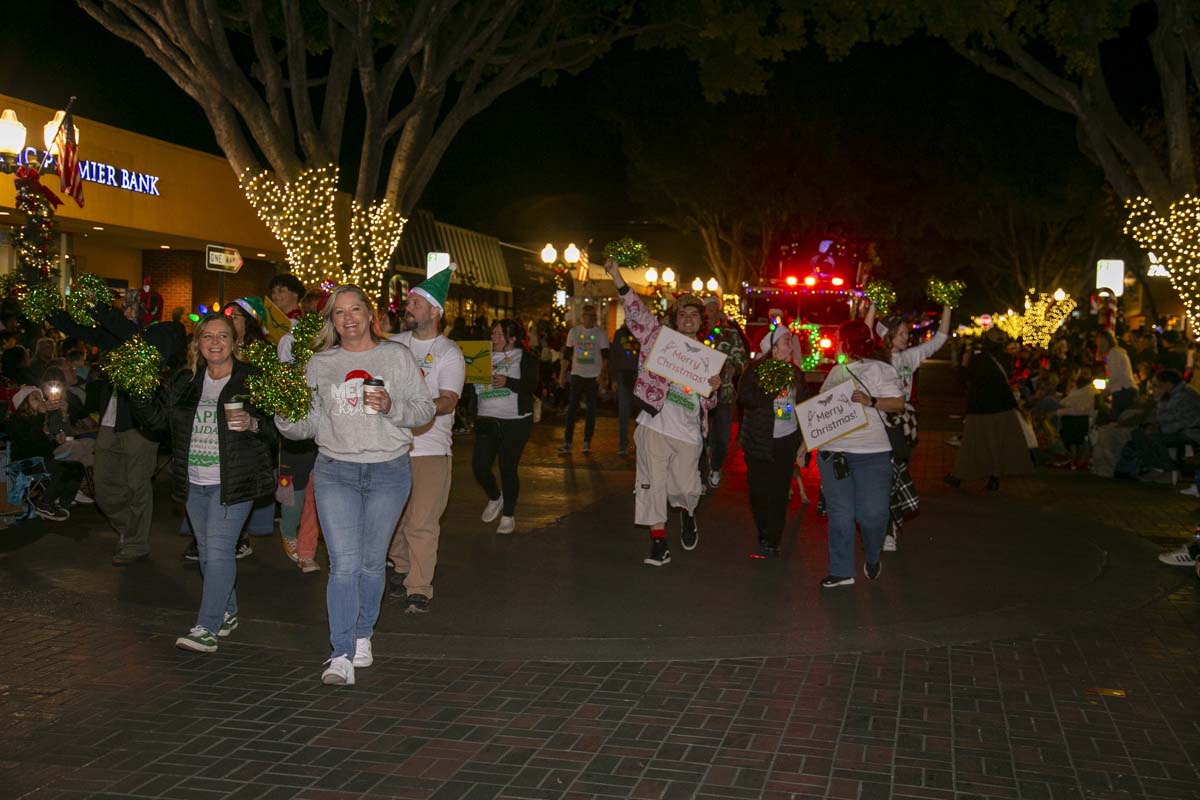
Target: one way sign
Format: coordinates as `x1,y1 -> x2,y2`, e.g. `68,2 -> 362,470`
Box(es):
205,244 -> 244,274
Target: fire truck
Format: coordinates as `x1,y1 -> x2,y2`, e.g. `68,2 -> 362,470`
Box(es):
736,235 -> 872,386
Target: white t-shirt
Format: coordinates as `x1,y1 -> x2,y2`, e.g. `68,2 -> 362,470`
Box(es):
476,349 -> 528,420
772,385 -> 799,438
637,382 -> 702,445
390,332 -> 465,456
187,373 -> 231,485
101,396 -> 117,428
1106,347 -> 1136,392
819,360 -> 902,454
567,325 -> 608,379
891,331 -> 947,401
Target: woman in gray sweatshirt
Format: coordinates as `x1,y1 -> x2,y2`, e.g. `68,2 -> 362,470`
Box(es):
276,285 -> 435,686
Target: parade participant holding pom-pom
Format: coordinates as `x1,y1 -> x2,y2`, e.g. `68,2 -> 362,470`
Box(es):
605,258 -> 721,567
130,313 -> 276,653
275,285 -> 435,687
737,326 -> 806,557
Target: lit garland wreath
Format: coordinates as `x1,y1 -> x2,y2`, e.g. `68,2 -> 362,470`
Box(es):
288,312 -> 323,368
18,281 -> 63,324
246,362 -> 312,422
66,273 -> 111,326
864,280 -> 896,316
926,278 -> 965,308
756,358 -> 793,397
103,335 -> 162,400
603,238 -> 649,269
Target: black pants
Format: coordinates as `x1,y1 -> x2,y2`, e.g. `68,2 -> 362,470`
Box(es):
744,430 -> 801,546
472,415 -> 534,517
45,459 -> 85,509
564,375 -> 598,444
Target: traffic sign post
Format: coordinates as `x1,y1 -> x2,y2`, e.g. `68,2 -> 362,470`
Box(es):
206,245 -> 244,309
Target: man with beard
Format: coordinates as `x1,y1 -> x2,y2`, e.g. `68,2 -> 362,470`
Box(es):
387,267 -> 465,612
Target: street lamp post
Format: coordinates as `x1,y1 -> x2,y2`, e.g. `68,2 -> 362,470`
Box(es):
0,103 -> 81,174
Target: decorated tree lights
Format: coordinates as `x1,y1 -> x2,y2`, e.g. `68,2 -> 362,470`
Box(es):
1020,289 -> 1076,348
1125,195 -> 1200,328
240,165 -> 341,286
349,199 -> 407,289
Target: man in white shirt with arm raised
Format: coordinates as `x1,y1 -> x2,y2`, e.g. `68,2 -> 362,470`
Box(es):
387,267 -> 466,613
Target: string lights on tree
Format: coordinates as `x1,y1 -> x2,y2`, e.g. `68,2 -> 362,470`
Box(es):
1125,194 -> 1200,328
1020,289 -> 1076,347
349,199 -> 406,289
240,164 -> 340,285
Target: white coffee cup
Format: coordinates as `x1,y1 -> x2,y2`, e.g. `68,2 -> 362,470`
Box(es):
362,379 -> 385,415
224,401 -> 246,430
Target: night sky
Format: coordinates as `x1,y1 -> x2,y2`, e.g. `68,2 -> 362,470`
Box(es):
1,1 -> 1120,276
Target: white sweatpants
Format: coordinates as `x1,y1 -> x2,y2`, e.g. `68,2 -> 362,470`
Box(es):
633,425 -> 703,527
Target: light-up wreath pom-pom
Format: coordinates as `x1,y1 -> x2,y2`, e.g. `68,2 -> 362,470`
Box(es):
246,362 -> 312,422
864,280 -> 896,316
926,278 -> 965,308
603,238 -> 649,269
103,335 -> 162,400
241,340 -> 280,372
19,281 -> 63,325
756,357 -> 794,397
66,273 -> 111,326
289,312 -> 323,368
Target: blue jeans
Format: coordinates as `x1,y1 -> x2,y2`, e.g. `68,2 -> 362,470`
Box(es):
817,451 -> 892,578
313,454 -> 412,659
186,483 -> 252,635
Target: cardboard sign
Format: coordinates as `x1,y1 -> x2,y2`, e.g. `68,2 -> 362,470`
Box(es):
644,326 -> 727,397
460,341 -> 493,384
798,382 -> 869,451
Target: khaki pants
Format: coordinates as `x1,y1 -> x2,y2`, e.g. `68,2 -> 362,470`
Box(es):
387,455 -> 452,599
95,426 -> 159,557
634,425 -> 703,528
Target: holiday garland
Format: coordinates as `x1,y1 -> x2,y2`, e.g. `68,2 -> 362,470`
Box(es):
288,312 -> 323,368
13,166 -> 60,280
603,238 -> 649,269
240,334 -> 313,421
19,281 -> 63,324
756,358 -> 793,397
103,335 -> 162,400
926,278 -> 966,308
66,273 -> 111,326
864,280 -> 896,316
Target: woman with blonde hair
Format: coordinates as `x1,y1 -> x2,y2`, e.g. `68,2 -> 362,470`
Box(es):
132,313 -> 276,652
276,285 -> 435,686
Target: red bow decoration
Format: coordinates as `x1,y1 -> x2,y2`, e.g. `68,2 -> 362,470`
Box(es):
15,165 -> 63,209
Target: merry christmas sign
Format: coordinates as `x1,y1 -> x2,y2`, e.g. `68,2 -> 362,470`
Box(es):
644,327 -> 726,397
797,384 -> 869,451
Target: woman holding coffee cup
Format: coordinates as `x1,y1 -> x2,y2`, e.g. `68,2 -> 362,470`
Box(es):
132,313 -> 276,653
275,285 -> 435,687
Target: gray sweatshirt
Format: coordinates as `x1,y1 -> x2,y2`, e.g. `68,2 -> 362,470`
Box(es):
276,340 -> 436,463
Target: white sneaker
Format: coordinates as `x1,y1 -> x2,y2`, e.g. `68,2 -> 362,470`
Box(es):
883,534 -> 897,552
709,470 -> 721,488
946,434 -> 962,447
321,655 -> 355,686
73,490 -> 94,504
481,495 -> 504,523
1181,484 -> 1199,497
496,516 -> 515,534
352,638 -> 373,668
1157,545 -> 1197,566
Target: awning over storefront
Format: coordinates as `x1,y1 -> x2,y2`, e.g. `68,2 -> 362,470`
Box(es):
393,210 -> 511,292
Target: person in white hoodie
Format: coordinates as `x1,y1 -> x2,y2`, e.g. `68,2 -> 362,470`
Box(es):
869,303 -> 951,551
276,285 -> 435,687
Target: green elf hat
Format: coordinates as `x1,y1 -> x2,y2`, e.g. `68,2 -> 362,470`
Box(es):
233,296 -> 268,325
411,262 -> 456,313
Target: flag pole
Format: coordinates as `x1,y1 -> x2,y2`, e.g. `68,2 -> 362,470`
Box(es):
43,96 -> 77,172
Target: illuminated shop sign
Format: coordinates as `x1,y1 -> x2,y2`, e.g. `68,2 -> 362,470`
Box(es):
17,147 -> 161,196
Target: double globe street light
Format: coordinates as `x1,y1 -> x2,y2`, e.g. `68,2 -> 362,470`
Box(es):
541,242 -> 581,266
0,107 -> 81,173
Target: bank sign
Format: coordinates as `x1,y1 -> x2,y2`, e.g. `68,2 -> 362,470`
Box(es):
17,147 -> 162,197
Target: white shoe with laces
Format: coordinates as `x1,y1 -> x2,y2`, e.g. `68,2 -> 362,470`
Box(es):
497,516 -> 515,534
481,495 -> 504,523
352,638 -> 373,668
709,470 -> 721,488
1181,484 -> 1199,497
321,655 -> 355,686
73,490 -> 94,504
1158,545 -> 1197,567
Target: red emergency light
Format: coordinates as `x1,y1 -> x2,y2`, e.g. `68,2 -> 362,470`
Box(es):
819,337 -> 832,349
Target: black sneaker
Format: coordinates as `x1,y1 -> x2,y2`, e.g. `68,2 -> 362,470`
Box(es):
864,561 -> 882,581
643,538 -> 671,567
820,574 -> 855,588
32,497 -> 68,522
235,537 -> 252,559
389,572 -> 408,590
182,540 -> 199,561
405,594 -> 430,614
680,510 -> 698,551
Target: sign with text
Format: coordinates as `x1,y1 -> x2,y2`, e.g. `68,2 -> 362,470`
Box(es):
205,244 -> 244,274
798,382 -> 869,451
460,341 -> 493,384
644,326 -> 726,397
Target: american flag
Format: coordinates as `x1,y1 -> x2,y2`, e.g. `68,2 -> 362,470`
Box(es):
576,247 -> 590,282
56,110 -> 84,208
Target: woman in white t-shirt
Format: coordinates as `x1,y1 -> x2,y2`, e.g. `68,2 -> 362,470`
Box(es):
816,321 -> 904,588
472,319 -> 539,534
